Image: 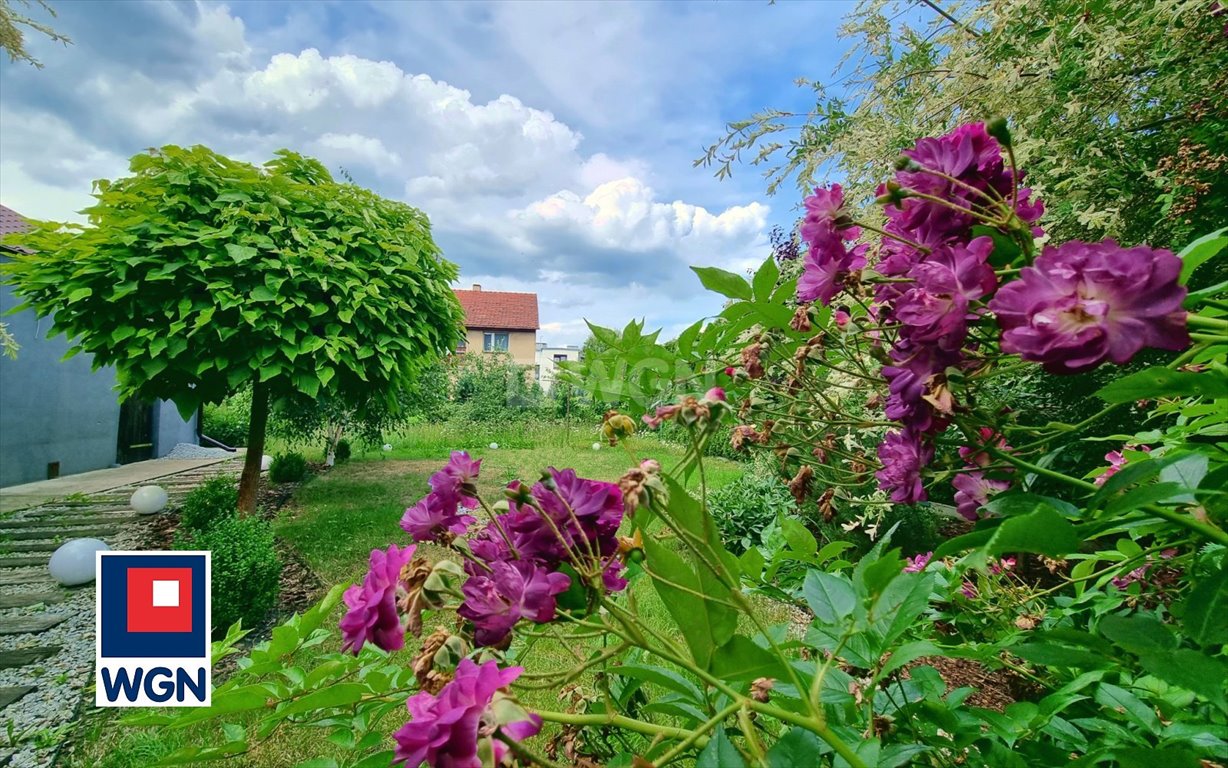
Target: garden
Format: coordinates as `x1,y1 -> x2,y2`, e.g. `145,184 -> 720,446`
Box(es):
1,1 -> 1226,767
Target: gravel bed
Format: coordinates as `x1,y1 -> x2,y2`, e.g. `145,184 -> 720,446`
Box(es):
160,443 -> 237,460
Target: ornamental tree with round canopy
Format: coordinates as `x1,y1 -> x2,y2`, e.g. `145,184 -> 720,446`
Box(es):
1,145 -> 464,511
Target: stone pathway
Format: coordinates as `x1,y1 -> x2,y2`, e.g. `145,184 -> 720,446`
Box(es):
0,458 -> 244,768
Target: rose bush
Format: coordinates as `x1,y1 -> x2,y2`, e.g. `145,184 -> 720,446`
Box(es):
123,122 -> 1227,767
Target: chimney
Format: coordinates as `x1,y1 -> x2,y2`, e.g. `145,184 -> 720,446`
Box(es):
471,283 -> 482,291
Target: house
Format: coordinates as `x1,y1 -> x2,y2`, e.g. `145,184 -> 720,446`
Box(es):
452,284 -> 539,366
0,203 -> 198,488
535,343 -> 582,392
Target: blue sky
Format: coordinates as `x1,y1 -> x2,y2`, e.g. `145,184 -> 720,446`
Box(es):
0,0 -> 855,345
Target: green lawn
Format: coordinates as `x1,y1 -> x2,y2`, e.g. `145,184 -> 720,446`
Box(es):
68,421 -> 763,767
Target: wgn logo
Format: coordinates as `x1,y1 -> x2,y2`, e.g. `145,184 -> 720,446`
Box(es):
96,551 -> 211,707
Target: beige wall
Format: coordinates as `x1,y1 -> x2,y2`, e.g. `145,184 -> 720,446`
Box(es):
463,328 -> 537,365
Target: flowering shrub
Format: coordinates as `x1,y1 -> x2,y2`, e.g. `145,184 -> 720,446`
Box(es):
123,122 -> 1227,767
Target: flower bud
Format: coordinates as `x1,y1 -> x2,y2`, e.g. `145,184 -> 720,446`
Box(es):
986,117 -> 1012,148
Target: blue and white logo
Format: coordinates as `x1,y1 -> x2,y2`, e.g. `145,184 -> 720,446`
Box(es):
95,551 -> 212,707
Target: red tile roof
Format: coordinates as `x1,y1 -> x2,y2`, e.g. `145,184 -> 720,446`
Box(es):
0,204 -> 31,252
453,287 -> 539,331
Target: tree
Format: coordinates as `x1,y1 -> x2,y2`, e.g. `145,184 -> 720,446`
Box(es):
0,0 -> 70,68
1,145 -> 464,510
701,0 -> 1227,251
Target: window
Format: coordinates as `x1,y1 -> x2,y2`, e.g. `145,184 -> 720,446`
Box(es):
534,365 -> 541,380
553,353 -> 568,362
483,332 -> 509,352
456,338 -> 467,353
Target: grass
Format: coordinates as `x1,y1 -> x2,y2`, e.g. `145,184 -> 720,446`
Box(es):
68,421 -> 765,768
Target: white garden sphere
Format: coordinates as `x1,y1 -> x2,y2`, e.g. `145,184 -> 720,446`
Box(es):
130,485 -> 168,515
592,442 -> 601,451
382,443 -> 393,452
49,538 -> 110,586
489,442 -> 499,450
261,454 -> 273,471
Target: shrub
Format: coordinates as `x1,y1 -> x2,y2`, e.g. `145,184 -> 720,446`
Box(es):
708,465 -> 795,554
201,391 -> 251,447
880,503 -> 942,556
178,475 -> 238,533
175,515 -> 279,633
269,452 -> 308,483
334,439 -> 352,462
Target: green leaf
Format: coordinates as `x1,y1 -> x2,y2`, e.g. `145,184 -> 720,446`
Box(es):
1095,682 -> 1160,734
348,752 -> 397,768
250,286 -> 277,302
1183,563 -> 1228,647
696,726 -> 746,768
985,505 -> 1081,558
1098,614 -> 1176,655
611,664 -> 706,705
225,243 -> 258,263
1137,649 -> 1228,709
1114,747 -> 1200,768
1158,453 -> 1209,503
711,635 -> 790,682
691,266 -> 753,301
641,522 -> 737,670
781,518 -> 817,559
67,287 -> 92,303
1176,227 -> 1228,283
1096,367 -> 1228,402
277,683 -> 366,716
766,728 -> 826,768
752,257 -> 780,302
802,571 -> 857,627
1013,643 -> 1113,669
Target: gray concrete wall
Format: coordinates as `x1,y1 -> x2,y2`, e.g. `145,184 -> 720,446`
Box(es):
153,399 -> 198,457
0,258 -> 197,486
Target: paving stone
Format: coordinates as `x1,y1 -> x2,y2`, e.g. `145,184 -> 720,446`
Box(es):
0,542 -> 61,554
0,516 -> 136,530
1,527 -> 118,541
0,614 -> 66,635
0,646 -> 60,670
0,571 -> 51,586
0,685 -> 36,711
0,591 -> 65,609
0,556 -> 48,568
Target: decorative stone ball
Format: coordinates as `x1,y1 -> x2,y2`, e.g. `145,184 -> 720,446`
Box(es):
261,454 -> 273,471
130,485 -> 168,515
489,442 -> 499,450
49,538 -> 110,586
591,442 -> 601,451
382,444 -> 393,452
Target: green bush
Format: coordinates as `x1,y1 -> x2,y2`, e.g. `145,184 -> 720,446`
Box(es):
178,475 -> 237,533
708,465 -> 795,554
450,353 -> 545,422
269,452 -> 308,483
201,394 -> 250,447
175,515 -> 279,633
880,503 -> 942,556
334,439 -> 352,462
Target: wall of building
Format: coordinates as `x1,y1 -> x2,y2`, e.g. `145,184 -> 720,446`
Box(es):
462,328 -> 537,365
0,262 -> 196,487
535,345 -> 582,392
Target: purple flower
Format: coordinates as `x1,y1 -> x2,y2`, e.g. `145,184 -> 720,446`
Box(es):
875,428 -> 933,503
798,235 -> 867,306
393,659 -> 541,768
527,468 -> 624,560
960,581 -> 978,599
894,237 -> 997,350
990,240 -> 1189,373
430,450 -> 482,510
340,543 -> 415,654
798,185 -> 867,306
882,342 -> 958,433
959,427 -> 1011,469
458,560 -> 571,647
400,491 -> 477,543
1094,445 -> 1150,486
952,471 -> 1010,521
903,552 -> 933,573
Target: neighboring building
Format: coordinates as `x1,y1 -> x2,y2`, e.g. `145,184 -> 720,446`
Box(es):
0,203 -> 198,488
535,343 -> 582,392
452,284 -> 539,365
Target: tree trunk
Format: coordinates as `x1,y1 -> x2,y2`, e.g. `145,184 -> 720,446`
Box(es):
237,380 -> 270,514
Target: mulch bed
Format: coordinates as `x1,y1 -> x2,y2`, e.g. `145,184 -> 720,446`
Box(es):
142,473 -> 330,678
905,656 -> 1040,712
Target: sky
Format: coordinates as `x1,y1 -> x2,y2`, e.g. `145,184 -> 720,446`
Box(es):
0,0 -> 854,346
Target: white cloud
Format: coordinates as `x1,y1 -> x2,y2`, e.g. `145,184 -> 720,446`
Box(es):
0,1 -> 780,347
